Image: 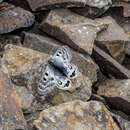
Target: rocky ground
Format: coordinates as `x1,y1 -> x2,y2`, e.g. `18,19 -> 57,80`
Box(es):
0,0 -> 130,130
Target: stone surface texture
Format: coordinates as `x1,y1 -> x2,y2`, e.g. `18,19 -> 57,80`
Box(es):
0,2 -> 35,34
0,71 -> 27,130
97,79 -> 130,114
34,100 -> 120,130
40,9 -> 107,55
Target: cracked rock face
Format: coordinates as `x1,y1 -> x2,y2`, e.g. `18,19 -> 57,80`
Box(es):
40,9 -> 107,55
1,43 -> 96,112
34,100 -> 120,130
0,2 -> 35,34
97,79 -> 130,114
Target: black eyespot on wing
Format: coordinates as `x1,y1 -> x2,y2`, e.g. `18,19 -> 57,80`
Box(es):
43,77 -> 47,81
70,70 -> 76,78
65,80 -> 70,87
45,72 -> 48,76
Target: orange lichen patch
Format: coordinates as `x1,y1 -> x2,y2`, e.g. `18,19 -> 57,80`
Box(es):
2,44 -> 48,76
0,71 -> 27,130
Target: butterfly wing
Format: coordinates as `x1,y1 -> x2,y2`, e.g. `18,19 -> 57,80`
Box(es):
63,63 -> 78,79
37,66 -> 57,95
51,46 -> 72,68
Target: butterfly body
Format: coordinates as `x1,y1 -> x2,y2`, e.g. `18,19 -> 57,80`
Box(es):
37,46 -> 78,96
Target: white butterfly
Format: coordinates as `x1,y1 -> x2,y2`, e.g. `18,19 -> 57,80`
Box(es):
37,46 -> 78,96
37,65 -> 71,95
51,46 -> 78,79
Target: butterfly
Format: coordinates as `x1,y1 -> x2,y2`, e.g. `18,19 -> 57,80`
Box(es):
51,46 -> 78,79
37,65 -> 71,96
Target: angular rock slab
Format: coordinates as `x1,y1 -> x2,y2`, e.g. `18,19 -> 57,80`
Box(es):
34,100 -> 120,130
0,2 -> 35,34
0,71 -> 27,130
92,45 -> 130,79
40,9 -> 107,55
112,111 -> 130,130
22,32 -> 98,83
96,16 -> 129,63
2,44 -> 94,111
97,79 -> 130,114
26,0 -> 86,11
2,44 -> 48,76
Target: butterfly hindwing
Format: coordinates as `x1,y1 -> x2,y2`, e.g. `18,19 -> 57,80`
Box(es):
37,65 -> 72,95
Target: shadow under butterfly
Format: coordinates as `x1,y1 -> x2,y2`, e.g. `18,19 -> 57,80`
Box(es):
37,46 -> 78,96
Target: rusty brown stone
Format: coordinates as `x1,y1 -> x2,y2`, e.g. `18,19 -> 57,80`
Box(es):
2,44 -> 48,76
0,2 -> 35,34
96,16 -> 129,63
26,0 -> 86,11
2,43 -> 95,112
0,71 -> 27,130
97,79 -> 130,114
40,9 -> 107,55
92,45 -> 130,78
22,32 -> 98,83
34,100 -> 120,130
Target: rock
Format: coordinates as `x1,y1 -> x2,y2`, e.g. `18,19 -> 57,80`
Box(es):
26,0 -> 86,11
96,16 -> 129,41
34,100 -> 120,130
0,35 -> 21,57
96,16 -> 129,63
2,44 -> 48,76
2,43 -> 96,112
92,45 -> 130,79
0,71 -> 27,130
85,0 -> 112,9
13,85 -> 34,111
0,2 -> 35,34
22,32 -> 98,83
113,1 -> 130,17
70,6 -> 106,19
112,111 -> 130,130
97,79 -> 130,114
40,9 -> 107,55
125,42 -> 130,55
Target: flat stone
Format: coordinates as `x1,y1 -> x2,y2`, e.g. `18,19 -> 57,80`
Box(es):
40,9 -> 107,55
2,43 -> 95,112
26,0 -> 86,11
96,16 -> 129,41
2,44 -> 48,76
0,71 -> 27,130
22,32 -> 98,83
0,2 -> 35,34
96,16 -> 129,63
92,45 -> 130,78
97,79 -> 130,114
34,100 -> 120,130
